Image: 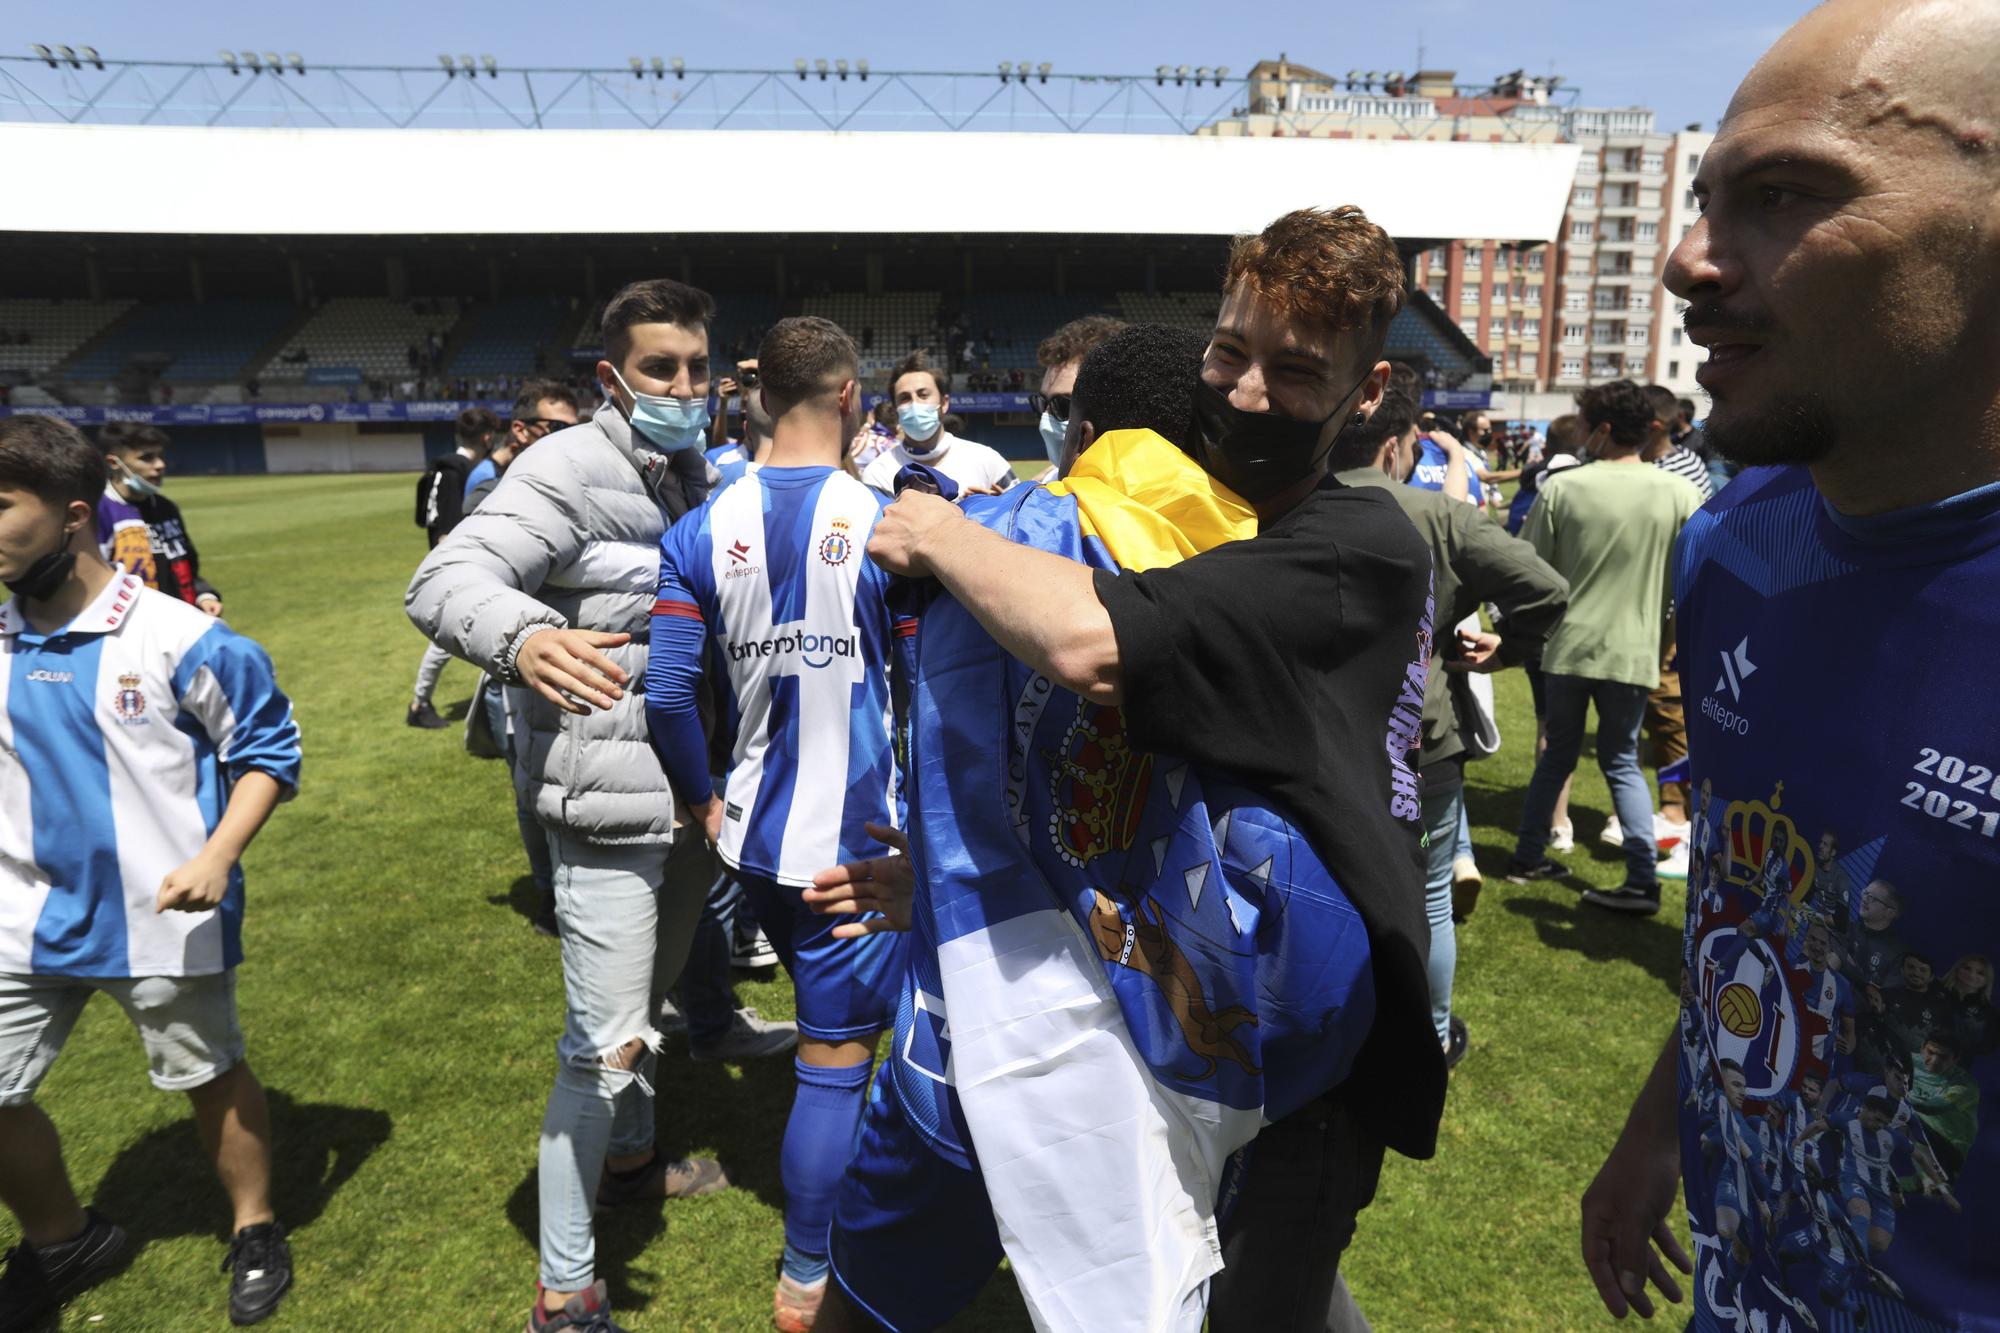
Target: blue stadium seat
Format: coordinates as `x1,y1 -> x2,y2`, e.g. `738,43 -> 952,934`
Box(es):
65,300 -> 295,383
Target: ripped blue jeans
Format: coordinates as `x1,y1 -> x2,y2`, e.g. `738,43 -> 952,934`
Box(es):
538,825 -> 711,1292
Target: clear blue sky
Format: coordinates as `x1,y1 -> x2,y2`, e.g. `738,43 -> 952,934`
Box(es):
19,0 -> 1807,134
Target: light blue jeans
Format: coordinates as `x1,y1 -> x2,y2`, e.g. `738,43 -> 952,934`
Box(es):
1513,673 -> 1658,888
1420,789 -> 1462,1046
538,825 -> 711,1291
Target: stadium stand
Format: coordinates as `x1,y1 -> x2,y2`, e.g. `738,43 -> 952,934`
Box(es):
252,297 -> 462,385
0,299 -> 137,377
954,294 -> 1114,371
797,292 -> 940,375
1113,291 -> 1219,330
64,300 -> 296,383
446,297 -> 570,376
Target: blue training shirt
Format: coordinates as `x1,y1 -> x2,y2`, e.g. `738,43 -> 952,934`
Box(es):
1674,466 -> 2000,1332
0,572 -> 301,978
647,465 -> 898,888
1406,436 -> 1485,505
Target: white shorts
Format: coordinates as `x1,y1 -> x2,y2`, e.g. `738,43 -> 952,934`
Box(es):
0,970 -> 245,1105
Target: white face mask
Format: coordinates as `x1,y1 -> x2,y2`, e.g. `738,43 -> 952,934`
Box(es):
114,459 -> 163,498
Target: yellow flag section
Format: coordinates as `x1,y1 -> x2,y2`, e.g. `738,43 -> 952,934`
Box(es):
1045,427 -> 1255,570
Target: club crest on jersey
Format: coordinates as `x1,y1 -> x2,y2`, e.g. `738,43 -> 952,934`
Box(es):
111,671 -> 148,724
1044,701 -> 1152,869
819,518 -> 853,567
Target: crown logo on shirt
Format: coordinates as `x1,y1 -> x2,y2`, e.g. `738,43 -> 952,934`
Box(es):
112,672 -> 149,724
1720,782 -> 1815,909
1045,702 -> 1152,869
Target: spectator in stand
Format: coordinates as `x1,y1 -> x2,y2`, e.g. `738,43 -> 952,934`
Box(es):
1031,314 -> 1128,483
96,422 -> 223,616
1330,387 -> 1570,1069
407,407 -> 500,730
860,351 -> 1015,496
1504,380 -> 1702,913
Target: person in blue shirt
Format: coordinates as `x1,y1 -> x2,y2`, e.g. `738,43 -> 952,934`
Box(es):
646,317 -> 902,1331
1581,5 -> 2000,1327
463,378 -> 581,511
0,416 -> 302,1329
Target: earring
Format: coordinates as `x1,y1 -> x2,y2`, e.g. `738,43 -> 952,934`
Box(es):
1350,411 -> 1367,425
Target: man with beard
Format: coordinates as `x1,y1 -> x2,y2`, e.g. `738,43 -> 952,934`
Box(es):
1580,2 -> 2000,1325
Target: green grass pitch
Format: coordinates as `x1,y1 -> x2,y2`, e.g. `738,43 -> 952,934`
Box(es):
7,471 -> 1688,1330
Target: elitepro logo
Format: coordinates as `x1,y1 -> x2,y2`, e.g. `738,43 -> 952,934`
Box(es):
1702,636 -> 1756,735
1714,637 -> 1756,700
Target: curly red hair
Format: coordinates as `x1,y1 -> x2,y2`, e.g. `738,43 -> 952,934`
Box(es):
1224,206 -> 1406,350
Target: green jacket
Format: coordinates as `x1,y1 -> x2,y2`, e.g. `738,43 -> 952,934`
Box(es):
1336,468 -> 1570,771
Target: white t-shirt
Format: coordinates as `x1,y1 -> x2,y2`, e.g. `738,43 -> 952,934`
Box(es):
861,432 -> 1017,496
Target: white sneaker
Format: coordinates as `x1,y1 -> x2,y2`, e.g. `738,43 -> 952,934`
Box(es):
1599,815 -> 1625,847
731,923 -> 779,970
1549,822 -> 1575,853
1658,842 -> 1691,880
1602,812 -> 1687,850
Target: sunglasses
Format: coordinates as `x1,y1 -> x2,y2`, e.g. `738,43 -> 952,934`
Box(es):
1029,392 -> 1073,422
518,417 -> 567,434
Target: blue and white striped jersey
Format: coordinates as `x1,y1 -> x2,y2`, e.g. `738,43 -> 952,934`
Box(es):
647,465 -> 897,887
0,572 -> 301,978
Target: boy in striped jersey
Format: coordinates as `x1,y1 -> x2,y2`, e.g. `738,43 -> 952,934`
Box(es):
0,417 -> 301,1328
646,317 -> 903,1332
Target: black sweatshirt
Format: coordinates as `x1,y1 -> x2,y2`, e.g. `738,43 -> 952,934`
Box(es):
130,491 -> 220,607
1093,475 -> 1447,1160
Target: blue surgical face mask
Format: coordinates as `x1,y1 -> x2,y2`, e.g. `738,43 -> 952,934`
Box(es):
610,366 -> 709,453
113,459 -> 163,498
1038,411 -> 1067,467
897,402 -> 942,450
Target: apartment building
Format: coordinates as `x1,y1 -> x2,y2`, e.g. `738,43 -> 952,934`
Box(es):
1652,128 -> 1715,403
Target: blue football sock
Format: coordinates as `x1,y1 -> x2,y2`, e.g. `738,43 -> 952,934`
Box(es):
781,1056 -> 871,1284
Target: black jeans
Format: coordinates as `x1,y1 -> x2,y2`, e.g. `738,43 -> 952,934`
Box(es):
1208,1093 -> 1385,1333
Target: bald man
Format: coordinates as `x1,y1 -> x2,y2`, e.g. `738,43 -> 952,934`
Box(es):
1580,1 -> 2000,1327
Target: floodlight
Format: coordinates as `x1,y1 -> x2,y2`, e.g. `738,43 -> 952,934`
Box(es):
997,61 -> 1011,83
438,54 -> 456,76
458,54 -> 475,73
480,54 -> 495,77
835,58 -> 847,80
219,50 -> 240,73
795,58 -> 807,80
55,45 -> 78,68
648,56 -> 663,78
856,58 -> 869,81
1215,66 -> 1229,83
1175,64 -> 1190,85
815,58 -> 829,80
1037,62 -> 1051,84
241,51 -> 262,73
1196,66 -> 1210,82
32,44 -> 55,68
1345,68 -> 1362,89
288,52 -> 306,75
629,56 -> 643,76
671,56 -> 685,79
263,52 -> 281,74
81,46 -> 103,70
1156,64 -> 1168,85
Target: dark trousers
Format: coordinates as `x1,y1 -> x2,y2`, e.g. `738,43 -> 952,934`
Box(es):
1209,1093 -> 1384,1333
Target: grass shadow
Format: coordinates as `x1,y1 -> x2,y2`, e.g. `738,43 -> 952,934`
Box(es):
1500,894 -> 1681,996
91,1088 -> 391,1242
487,874 -> 554,933
440,696 -> 473,723
503,1048 -> 796,1312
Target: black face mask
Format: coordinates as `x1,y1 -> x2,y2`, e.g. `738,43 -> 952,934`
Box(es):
1191,365 -> 1374,503
3,548 -> 76,603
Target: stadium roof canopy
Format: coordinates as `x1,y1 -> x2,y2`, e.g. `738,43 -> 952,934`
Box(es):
4,125 -> 1578,245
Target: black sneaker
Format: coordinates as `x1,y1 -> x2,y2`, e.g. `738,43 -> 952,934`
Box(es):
1582,883 -> 1662,915
222,1221 -> 291,1326
1503,856 -> 1570,883
406,700 -> 448,729
528,1280 -> 627,1332
1444,1015 -> 1470,1070
0,1209 -> 128,1329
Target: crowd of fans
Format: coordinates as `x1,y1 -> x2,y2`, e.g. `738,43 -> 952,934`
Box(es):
2,5 -> 1997,1331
